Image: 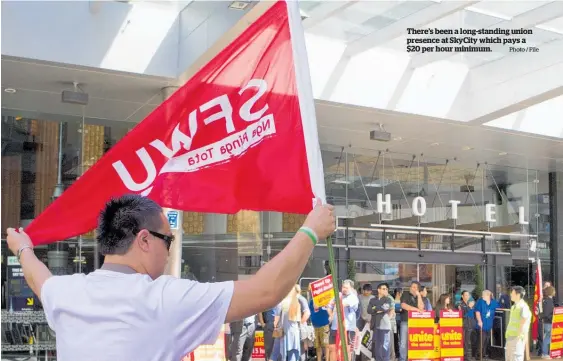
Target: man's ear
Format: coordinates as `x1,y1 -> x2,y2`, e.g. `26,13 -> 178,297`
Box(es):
135,229 -> 150,252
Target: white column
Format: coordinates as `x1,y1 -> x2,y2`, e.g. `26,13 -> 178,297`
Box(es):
162,86 -> 183,278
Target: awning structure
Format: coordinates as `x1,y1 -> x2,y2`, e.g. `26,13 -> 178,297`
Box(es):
300,1 -> 563,139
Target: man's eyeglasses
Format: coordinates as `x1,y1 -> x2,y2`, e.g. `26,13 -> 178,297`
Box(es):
148,230 -> 174,250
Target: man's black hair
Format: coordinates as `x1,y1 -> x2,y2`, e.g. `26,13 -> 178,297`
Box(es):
96,194 -> 163,255
511,286 -> 526,298
411,281 -> 421,289
362,284 -> 372,292
377,282 -> 389,290
461,290 -> 469,297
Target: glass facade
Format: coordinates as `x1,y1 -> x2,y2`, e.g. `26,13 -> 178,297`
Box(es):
0,109 -> 556,307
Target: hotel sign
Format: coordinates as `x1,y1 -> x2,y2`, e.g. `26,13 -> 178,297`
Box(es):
373,193 -> 529,224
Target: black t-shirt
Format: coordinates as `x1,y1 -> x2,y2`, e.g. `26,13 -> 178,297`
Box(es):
400,292 -> 418,322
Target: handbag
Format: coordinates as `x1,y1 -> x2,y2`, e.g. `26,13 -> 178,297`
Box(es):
273,310 -> 284,338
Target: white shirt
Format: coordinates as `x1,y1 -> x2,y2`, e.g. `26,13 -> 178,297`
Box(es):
40,269 -> 234,361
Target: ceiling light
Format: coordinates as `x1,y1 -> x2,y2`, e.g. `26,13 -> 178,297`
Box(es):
498,152 -> 508,156
4,88 -> 16,93
393,137 -> 402,141
431,142 -> 440,146
229,1 -> 250,10
462,146 -> 473,151
332,179 -> 351,185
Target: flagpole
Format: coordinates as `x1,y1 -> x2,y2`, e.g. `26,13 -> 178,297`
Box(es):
327,236 -> 350,361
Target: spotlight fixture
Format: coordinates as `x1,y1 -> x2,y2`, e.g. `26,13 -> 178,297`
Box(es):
498,152 -> 507,156
370,123 -> 391,142
430,142 -> 439,146
393,136 -> 403,141
462,146 -> 473,151
4,88 -> 16,93
229,1 -> 251,10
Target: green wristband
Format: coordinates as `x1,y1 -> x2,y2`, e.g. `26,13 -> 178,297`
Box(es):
299,226 -> 318,246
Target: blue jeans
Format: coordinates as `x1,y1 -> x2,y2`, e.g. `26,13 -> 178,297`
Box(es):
399,322 -> 408,361
543,323 -> 552,356
374,329 -> 391,361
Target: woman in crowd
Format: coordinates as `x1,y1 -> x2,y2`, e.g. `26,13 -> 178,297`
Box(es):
434,293 -> 452,323
274,285 -> 302,361
541,286 -> 556,359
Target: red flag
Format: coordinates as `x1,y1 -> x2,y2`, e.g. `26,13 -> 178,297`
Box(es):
25,0 -> 325,245
532,259 -> 543,340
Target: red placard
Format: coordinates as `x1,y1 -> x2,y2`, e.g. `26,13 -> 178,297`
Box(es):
310,275 -> 334,308
408,311 -> 436,361
550,306 -> 563,358
252,330 -> 265,360
439,310 -> 463,361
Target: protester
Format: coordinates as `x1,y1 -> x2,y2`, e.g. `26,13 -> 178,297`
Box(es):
399,282 -> 424,361
541,286 -> 556,359
368,283 -> 393,361
386,291 -> 397,361
497,284 -> 511,309
434,293 -> 452,323
474,290 -> 498,360
259,308 -> 277,361
458,291 -> 476,361
393,288 -> 403,360
420,286 -> 433,311
505,286 -> 532,361
358,284 -> 374,332
327,280 -> 359,361
295,284 -> 311,361
230,315 -> 257,361
5,194 -> 335,361
309,295 -> 330,361
275,285 -> 302,361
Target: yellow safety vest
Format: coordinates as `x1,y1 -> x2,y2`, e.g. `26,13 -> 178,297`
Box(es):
506,299 -> 531,338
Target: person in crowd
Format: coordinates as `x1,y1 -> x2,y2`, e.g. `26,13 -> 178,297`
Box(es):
420,286 -> 432,311
474,290 -> 498,360
275,285 -> 302,361
294,284 -> 311,361
434,293 -> 452,323
454,281 -> 463,307
368,283 -> 394,361
544,281 -> 560,306
386,291 -> 397,361
458,291 -> 476,361
358,284 -> 374,332
399,282 -> 424,361
309,293 -> 330,361
537,281 -> 559,356
541,286 -> 556,359
505,286 -> 532,361
497,284 -> 511,309
5,195 -> 335,360
327,280 -> 359,361
230,315 -> 257,361
259,307 -> 277,361
393,289 -> 403,360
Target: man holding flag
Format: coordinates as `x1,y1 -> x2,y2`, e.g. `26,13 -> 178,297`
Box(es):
4,0 -> 342,360
6,195 -> 334,361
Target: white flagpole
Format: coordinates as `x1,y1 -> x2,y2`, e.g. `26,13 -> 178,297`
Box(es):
285,0 -> 326,205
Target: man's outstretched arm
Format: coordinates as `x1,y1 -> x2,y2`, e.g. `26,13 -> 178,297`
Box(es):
6,228 -> 53,299
225,200 -> 335,323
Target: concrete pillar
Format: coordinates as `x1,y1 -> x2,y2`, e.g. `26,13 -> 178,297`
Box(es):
161,86 -> 183,278
549,172 -> 563,297
203,214 -> 226,282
